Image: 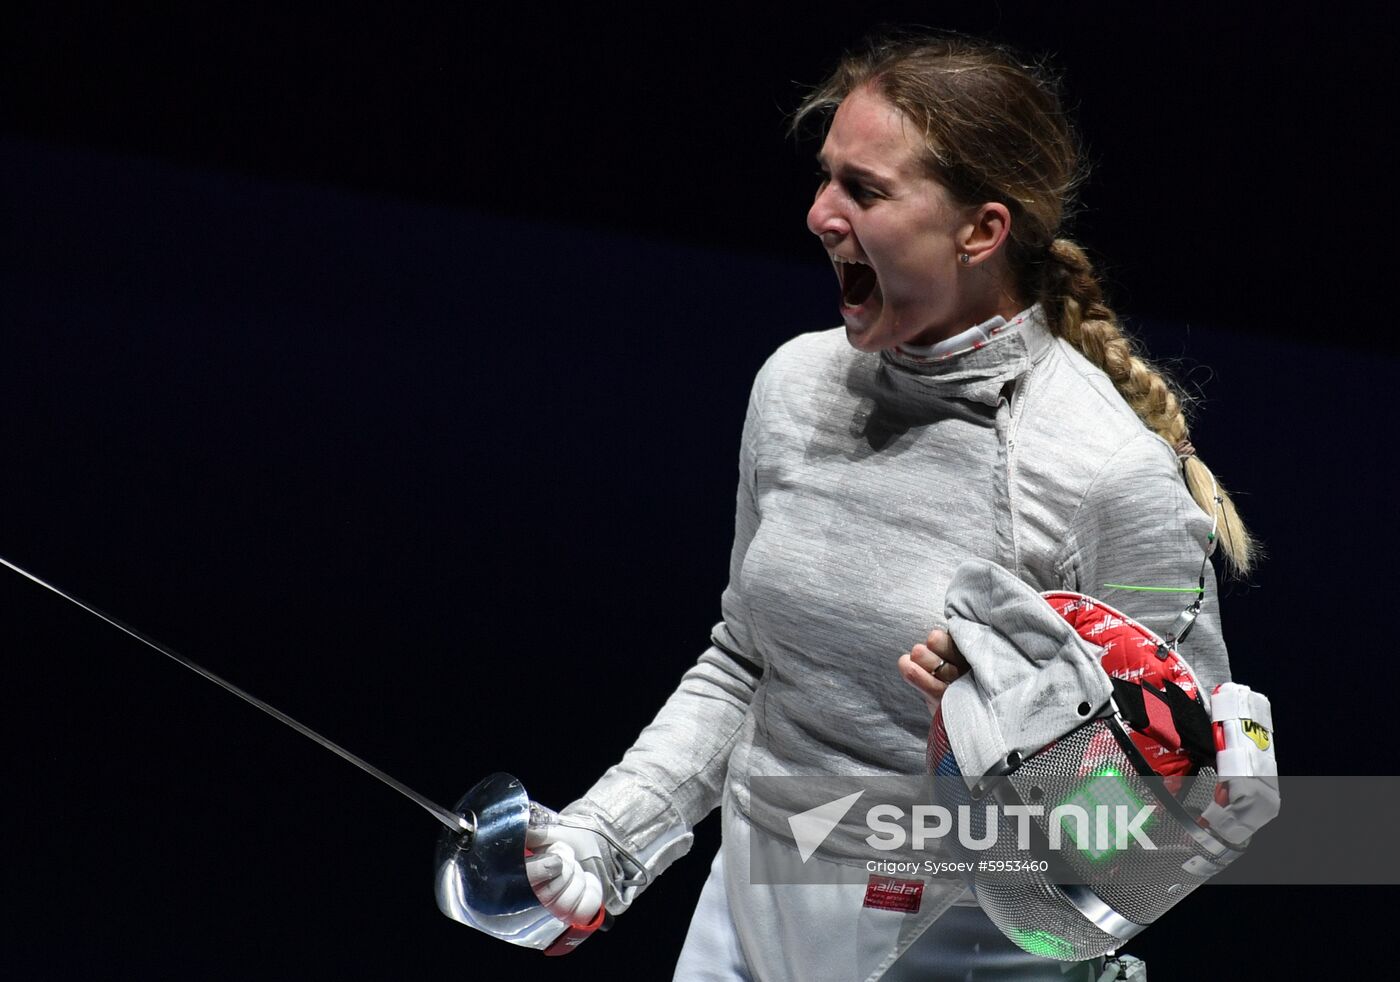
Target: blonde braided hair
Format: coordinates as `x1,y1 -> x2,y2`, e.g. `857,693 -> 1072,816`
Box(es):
1044,239 -> 1254,575
795,32 -> 1257,576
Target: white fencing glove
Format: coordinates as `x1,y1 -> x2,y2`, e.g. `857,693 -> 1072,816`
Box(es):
524,800 -> 695,955
525,813 -> 609,929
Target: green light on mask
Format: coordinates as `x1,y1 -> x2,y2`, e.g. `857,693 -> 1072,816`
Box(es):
1011,927 -> 1076,959
1056,767 -> 1152,863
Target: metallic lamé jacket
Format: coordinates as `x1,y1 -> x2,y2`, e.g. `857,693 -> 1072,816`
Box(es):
565,306 -> 1230,905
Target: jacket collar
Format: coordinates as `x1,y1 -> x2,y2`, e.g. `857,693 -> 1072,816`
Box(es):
875,305 -> 1054,408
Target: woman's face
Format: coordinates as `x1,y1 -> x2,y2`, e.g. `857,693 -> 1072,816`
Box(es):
807,87 -> 976,353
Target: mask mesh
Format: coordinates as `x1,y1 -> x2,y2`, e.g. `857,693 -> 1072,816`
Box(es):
931,714 -> 1229,961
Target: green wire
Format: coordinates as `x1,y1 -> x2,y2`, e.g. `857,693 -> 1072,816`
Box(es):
1101,583 -> 1204,594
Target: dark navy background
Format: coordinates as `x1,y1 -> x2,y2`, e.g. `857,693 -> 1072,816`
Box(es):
5,4 -> 1393,979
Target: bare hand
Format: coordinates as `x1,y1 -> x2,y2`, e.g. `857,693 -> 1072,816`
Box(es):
898,628 -> 969,716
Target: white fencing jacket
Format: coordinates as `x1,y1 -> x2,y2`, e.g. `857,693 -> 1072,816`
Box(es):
564,306 -> 1230,976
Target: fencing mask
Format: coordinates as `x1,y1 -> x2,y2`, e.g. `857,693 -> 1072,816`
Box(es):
929,559 -> 1278,961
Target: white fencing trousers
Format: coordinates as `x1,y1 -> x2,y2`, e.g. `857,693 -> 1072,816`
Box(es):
673,847 -> 1104,982
673,850 -> 754,981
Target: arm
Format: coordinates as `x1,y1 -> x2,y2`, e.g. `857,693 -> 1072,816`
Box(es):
547,365 -> 772,913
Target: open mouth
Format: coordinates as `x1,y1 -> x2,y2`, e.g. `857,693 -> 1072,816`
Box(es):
835,256 -> 877,308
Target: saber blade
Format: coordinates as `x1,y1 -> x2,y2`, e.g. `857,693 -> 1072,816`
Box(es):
2,554 -> 473,838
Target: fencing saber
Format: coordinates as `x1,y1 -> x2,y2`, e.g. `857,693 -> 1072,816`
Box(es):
1,553 -> 473,839
3,552 -> 609,955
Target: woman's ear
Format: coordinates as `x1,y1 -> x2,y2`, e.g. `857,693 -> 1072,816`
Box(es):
958,202 -> 1012,266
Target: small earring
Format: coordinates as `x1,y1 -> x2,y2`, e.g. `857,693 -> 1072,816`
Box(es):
959,253 -> 971,266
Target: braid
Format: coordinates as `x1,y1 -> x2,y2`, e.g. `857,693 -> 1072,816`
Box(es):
1044,239 -> 1257,576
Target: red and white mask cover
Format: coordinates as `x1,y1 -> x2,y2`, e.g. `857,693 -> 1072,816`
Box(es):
1044,590 -> 1278,841
928,568 -> 1280,961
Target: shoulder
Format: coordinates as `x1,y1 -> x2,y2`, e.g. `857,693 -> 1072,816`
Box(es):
755,327 -> 851,387
747,327 -> 857,413
1017,338 -> 1178,484
1008,338 -> 1192,581
1026,348 -> 1202,558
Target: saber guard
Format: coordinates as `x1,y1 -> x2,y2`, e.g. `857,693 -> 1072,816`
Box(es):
434,772 -> 601,954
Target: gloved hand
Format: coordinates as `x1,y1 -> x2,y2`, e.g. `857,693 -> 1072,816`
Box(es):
524,808 -> 610,927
